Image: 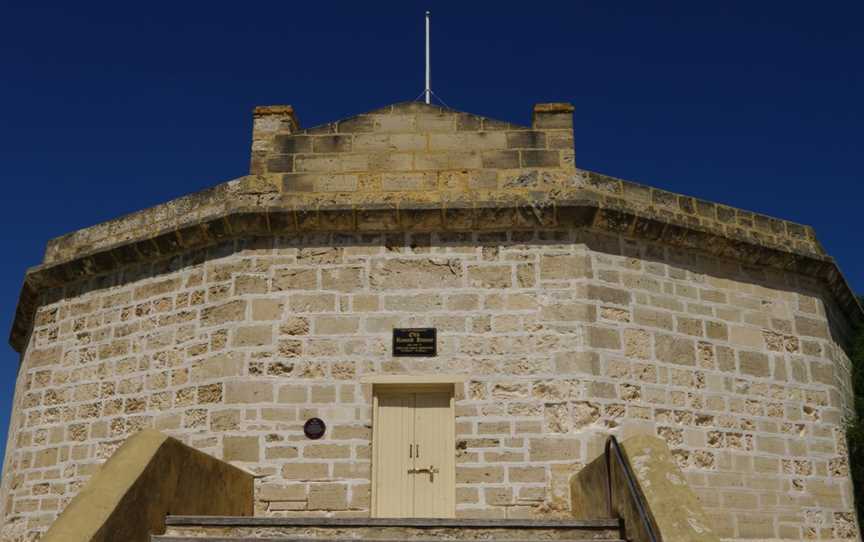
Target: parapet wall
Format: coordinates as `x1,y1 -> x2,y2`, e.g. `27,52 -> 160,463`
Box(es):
249,102 -> 575,189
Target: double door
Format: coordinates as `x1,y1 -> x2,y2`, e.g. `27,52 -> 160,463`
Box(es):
372,391 -> 455,518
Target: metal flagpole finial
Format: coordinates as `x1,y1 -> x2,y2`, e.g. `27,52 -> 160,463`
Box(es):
424,11 -> 431,105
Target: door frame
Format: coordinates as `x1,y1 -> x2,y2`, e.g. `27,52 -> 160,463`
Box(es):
369,376 -> 462,518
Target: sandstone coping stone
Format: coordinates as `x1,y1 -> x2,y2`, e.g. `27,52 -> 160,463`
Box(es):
41,429 -> 253,542
570,434 -> 720,542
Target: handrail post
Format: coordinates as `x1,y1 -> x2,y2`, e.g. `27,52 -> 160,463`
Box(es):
604,438 -> 613,517
604,435 -> 661,542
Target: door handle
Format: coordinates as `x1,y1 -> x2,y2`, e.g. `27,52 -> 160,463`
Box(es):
408,465 -> 439,482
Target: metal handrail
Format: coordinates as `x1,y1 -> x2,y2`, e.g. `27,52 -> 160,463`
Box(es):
605,435 -> 661,542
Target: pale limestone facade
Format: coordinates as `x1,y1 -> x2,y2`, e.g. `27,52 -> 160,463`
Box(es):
1,101 -> 860,541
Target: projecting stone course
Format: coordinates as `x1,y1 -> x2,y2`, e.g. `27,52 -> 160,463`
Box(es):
0,228 -> 859,540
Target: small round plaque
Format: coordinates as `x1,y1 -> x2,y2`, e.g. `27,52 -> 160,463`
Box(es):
303,417 -> 326,440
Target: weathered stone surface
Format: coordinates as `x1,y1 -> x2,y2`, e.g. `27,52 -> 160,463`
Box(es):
529,439 -> 579,461
201,300 -> 246,327
370,258 -> 463,289
225,382 -> 273,404
571,435 -> 720,542
223,436 -> 260,462
655,334 -> 696,365
39,430 -> 252,542
232,325 -> 273,347
4,231 -> 860,538
307,483 -> 348,510
539,254 -> 592,280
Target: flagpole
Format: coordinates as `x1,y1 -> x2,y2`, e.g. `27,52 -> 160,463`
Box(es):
425,11 -> 431,105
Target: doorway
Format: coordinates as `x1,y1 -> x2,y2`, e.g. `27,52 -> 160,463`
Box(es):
371,387 -> 455,518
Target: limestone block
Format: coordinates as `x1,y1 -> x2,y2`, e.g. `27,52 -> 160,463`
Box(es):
586,284 -> 631,305
633,307 -> 673,331
315,316 -> 360,335
225,382 -> 273,404
705,320 -> 728,340
729,325 -> 764,348
370,258 -> 463,289
134,278 -> 181,301
303,444 -> 351,459
532,103 -> 574,129
794,315 -> 829,339
312,135 -> 352,153
539,254 -> 592,280
372,114 -> 415,133
509,466 -> 546,483
467,265 -> 512,288
456,466 -> 505,484
234,275 -> 267,294
307,483 -> 348,510
337,115 -> 374,133
200,300 -> 246,327
529,439 -> 580,461
654,334 -> 696,365
554,351 -> 601,375
506,131 -> 547,149
232,325 -> 273,347
624,329 -> 651,359
272,268 -> 318,291
354,133 -> 425,152
290,293 -> 337,313
271,134 -> 309,155
541,302 -> 596,323
321,267 -> 365,291
429,132 -> 506,151
251,299 -> 283,321
572,401 -> 601,429
585,326 -> 621,350
521,150 -> 560,168
676,316 -> 703,337
384,293 -> 442,311
223,436 -> 260,462
282,463 -> 329,480
191,352 -> 244,382
739,351 -> 770,377
280,316 -> 310,335
481,150 -> 520,169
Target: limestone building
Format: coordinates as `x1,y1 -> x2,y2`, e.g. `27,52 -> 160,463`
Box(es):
1,101 -> 861,541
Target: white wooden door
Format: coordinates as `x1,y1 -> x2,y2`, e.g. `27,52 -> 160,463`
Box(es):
373,390 -> 454,518
411,392 -> 455,518
373,393 -> 415,517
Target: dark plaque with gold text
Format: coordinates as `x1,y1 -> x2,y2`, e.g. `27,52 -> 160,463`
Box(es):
392,328 -> 437,357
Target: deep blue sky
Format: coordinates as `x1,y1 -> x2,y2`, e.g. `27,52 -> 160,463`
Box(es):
0,2 -> 861,460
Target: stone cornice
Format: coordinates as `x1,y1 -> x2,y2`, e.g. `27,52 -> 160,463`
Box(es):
10,169 -> 862,353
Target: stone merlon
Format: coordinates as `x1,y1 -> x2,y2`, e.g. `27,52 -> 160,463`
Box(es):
8,101 -> 862,352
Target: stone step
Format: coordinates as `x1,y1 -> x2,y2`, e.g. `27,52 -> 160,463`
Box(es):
156,539 -> 628,542
159,516 -> 624,541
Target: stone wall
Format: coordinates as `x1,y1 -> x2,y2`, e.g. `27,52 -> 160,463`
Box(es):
249,101 -> 575,192
1,228 -> 857,541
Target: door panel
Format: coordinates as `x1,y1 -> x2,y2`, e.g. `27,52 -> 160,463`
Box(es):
373,389 -> 454,518
412,392 -> 455,518
374,393 -> 414,518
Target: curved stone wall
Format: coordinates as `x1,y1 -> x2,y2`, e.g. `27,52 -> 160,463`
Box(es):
0,228 -> 858,540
